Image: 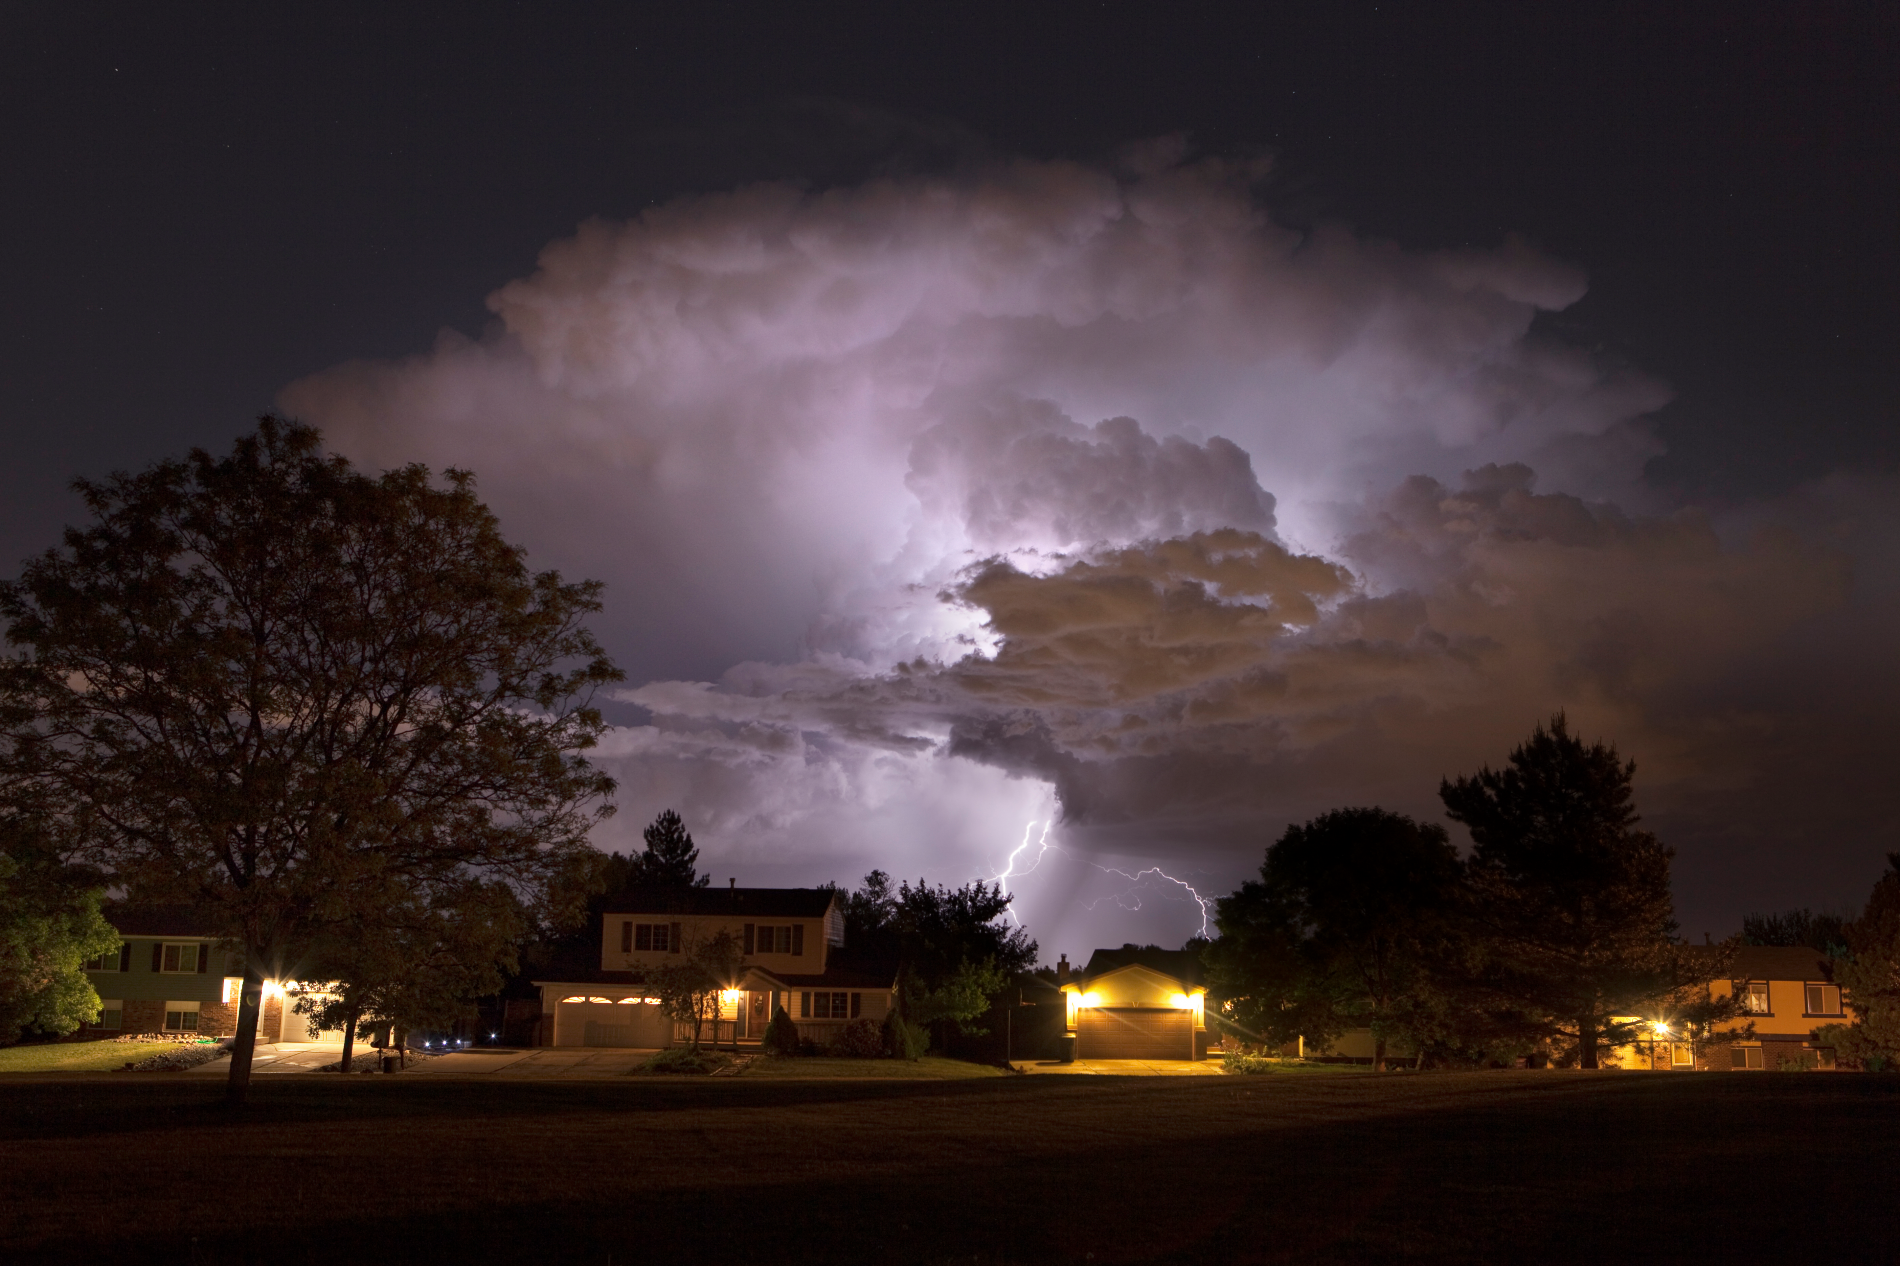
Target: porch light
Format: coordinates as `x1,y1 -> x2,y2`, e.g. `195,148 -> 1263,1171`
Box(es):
1168,993 -> 1191,1009
1080,991 -> 1102,1008
1652,1021 -> 1671,1036
720,989 -> 742,1004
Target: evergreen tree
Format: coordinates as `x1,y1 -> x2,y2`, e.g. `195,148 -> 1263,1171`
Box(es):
633,810 -> 708,889
1821,855 -> 1900,1070
1441,713 -> 1685,1069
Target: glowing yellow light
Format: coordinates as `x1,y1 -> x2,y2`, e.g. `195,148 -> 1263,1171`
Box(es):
1652,1021 -> 1671,1036
1168,993 -> 1191,1009
720,989 -> 742,1004
1080,991 -> 1102,1007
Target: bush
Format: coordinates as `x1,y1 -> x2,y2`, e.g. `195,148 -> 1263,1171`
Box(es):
829,1018 -> 885,1058
761,1005 -> 801,1056
1223,1050 -> 1281,1075
638,1046 -> 727,1075
884,1011 -> 929,1061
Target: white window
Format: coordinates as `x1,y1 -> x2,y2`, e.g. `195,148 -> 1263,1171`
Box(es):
158,943 -> 201,974
1805,983 -> 1843,1016
164,1001 -> 201,1033
1741,981 -> 1770,1014
1732,1045 -> 1763,1070
631,923 -> 673,952
95,1000 -> 123,1030
84,947 -> 122,972
1670,1042 -> 1694,1067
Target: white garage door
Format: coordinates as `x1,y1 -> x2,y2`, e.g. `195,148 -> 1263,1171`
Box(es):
554,1000 -> 673,1048
1076,1008 -> 1194,1060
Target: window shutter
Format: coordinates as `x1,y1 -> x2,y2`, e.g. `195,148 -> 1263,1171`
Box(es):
851,992 -> 861,1019
621,921 -> 632,953
744,924 -> 755,955
118,943 -> 131,973
792,924 -> 804,956
151,943 -> 162,972
800,991 -> 810,1018
670,922 -> 681,953
198,944 -> 210,974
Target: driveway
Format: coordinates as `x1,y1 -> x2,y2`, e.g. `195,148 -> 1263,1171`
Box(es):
1013,1059 -> 1225,1076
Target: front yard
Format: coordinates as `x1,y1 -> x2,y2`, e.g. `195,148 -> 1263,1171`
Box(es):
742,1054 -> 1006,1079
0,1042 -> 197,1074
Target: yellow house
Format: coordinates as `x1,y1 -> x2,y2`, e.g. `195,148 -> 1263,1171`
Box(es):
1613,945 -> 1852,1071
533,883 -> 897,1048
1059,947 -> 1208,1061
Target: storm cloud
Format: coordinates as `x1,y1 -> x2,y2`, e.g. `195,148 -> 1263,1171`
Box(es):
284,151 -> 1897,955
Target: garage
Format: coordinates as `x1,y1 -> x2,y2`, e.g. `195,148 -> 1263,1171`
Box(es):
552,997 -> 673,1048
1076,1007 -> 1194,1060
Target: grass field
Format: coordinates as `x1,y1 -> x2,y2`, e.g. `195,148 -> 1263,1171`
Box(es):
0,1042 -> 193,1074
745,1054 -> 1006,1079
1,1071 -> 1895,1263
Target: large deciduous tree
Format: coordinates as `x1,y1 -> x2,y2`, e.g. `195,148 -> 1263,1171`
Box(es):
885,878 -> 1036,1054
1206,808 -> 1464,1070
0,419 -> 620,1101
1440,714 -> 1686,1069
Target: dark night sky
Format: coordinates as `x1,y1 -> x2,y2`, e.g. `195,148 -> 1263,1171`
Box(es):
3,2 -> 1897,951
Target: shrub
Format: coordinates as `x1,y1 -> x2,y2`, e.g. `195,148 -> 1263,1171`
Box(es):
638,1046 -> 727,1075
1223,1049 -> 1285,1075
761,1006 -> 801,1056
829,1018 -> 884,1058
884,1011 -> 929,1061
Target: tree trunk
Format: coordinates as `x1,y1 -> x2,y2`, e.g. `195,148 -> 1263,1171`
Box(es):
338,998 -> 360,1074
1578,1017 -> 1599,1070
1373,1034 -> 1387,1074
225,965 -> 266,1106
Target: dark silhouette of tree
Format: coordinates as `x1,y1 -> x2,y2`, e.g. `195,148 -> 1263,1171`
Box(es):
882,878 -> 1036,1053
1207,807 -> 1464,1070
0,419 -> 620,1101
631,810 -> 708,889
1821,854 -> 1900,1070
1742,908 -> 1850,954
1441,713 -> 1685,1069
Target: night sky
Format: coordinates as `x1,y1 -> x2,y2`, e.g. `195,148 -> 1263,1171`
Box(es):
4,2 -> 1896,958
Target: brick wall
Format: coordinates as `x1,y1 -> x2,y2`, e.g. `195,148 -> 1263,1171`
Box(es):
197,1000 -> 238,1037
123,1000 -> 166,1034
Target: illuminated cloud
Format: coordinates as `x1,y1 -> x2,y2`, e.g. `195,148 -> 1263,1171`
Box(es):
282,150 -> 1896,953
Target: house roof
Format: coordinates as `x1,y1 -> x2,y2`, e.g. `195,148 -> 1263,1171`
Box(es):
103,903 -> 224,938
1728,945 -> 1836,982
535,958 -> 897,992
1078,946 -> 1206,990
600,886 -> 841,919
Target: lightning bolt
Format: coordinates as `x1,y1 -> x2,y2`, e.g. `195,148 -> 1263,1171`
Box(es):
988,819 -> 1055,925
1086,865 -> 1214,939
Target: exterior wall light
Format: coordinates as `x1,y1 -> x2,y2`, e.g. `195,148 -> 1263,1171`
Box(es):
1168,993 -> 1191,1009
1080,991 -> 1102,1008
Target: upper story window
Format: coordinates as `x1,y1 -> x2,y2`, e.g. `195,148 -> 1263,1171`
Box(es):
747,924 -> 803,956
1741,981 -> 1770,1014
84,945 -> 126,972
154,942 -> 207,974
620,922 -> 677,953
1805,983 -> 1843,1016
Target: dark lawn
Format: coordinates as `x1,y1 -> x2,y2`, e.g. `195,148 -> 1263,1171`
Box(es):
1,1071 -> 1895,1263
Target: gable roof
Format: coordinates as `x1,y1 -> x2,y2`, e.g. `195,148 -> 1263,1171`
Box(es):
601,886 -> 841,919
1728,945 -> 1835,982
1079,946 -> 1205,990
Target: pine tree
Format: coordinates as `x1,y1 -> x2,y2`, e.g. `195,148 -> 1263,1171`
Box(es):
634,810 -> 708,889
1441,713 -> 1685,1069
1824,855 -> 1900,1069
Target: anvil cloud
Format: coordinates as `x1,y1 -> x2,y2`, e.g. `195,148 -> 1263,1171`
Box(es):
285,150 -> 1898,954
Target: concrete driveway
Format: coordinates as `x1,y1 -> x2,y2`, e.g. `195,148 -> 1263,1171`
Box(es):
1013,1059 -> 1225,1076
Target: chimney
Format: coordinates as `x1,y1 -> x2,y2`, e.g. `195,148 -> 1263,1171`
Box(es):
729,877 -> 736,891
1056,954 -> 1070,984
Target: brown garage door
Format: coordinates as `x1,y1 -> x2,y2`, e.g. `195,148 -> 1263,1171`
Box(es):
1076,1008 -> 1194,1060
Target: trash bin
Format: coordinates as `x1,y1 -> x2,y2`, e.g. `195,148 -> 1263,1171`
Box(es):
381,1054 -> 399,1074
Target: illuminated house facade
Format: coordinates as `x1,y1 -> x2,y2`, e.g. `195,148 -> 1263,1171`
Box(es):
75,906 -> 352,1043
1059,946 -> 1209,1060
532,885 -> 898,1048
1612,945 -> 1853,1071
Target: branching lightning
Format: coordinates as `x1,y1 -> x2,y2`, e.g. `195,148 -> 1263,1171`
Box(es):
988,819 -> 1055,925
1086,865 -> 1214,939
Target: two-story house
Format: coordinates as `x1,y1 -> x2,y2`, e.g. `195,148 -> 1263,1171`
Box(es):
533,883 -> 899,1048
1613,945 -> 1853,1071
74,905 -> 354,1045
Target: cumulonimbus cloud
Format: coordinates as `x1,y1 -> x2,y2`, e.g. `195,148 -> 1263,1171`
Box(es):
283,149 -> 1897,953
